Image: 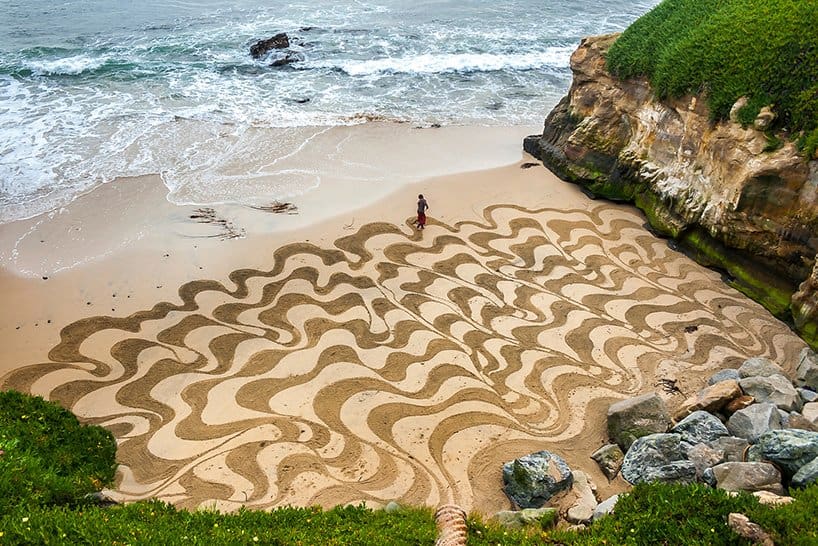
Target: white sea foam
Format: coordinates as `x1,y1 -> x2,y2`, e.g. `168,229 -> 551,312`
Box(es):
23,54 -> 109,75
0,0 -> 660,225
306,48 -> 574,76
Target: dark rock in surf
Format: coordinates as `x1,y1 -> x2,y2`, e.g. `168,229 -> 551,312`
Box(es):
250,33 -> 290,59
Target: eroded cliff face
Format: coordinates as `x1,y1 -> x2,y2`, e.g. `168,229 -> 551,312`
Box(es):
525,33 -> 818,348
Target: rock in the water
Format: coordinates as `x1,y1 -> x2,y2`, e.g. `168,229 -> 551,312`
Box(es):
755,429 -> 818,477
727,403 -> 782,442
711,462 -> 784,494
270,53 -> 302,67
799,388 -> 818,404
250,33 -> 290,58
739,375 -> 802,412
709,368 -> 741,385
686,443 -> 725,477
620,433 -> 695,484
796,348 -> 818,389
592,494 -> 619,521
607,392 -> 671,451
724,395 -> 755,415
738,357 -> 785,379
493,508 -> 558,529
710,436 -> 750,462
590,443 -> 624,480
791,455 -> 818,488
673,380 -> 742,421
671,410 -> 729,445
502,450 -> 573,509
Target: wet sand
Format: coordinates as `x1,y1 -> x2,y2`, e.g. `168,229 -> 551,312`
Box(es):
0,123 -> 806,514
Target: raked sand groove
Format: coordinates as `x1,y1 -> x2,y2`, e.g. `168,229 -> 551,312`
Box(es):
1,202 -> 805,513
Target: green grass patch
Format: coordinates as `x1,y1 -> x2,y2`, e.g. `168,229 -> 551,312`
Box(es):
0,501 -> 439,545
606,0 -> 818,157
0,390 -> 117,515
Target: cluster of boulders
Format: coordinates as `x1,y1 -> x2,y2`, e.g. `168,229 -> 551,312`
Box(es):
495,348 -> 818,530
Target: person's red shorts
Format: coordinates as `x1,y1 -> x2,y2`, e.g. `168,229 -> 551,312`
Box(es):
417,212 -> 426,225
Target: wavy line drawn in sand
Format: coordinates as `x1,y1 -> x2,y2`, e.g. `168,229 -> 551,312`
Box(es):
2,203 -> 805,512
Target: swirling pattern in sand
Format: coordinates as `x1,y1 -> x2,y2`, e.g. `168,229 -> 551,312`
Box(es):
2,203 -> 805,511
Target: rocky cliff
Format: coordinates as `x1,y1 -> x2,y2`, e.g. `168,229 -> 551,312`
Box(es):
524,34 -> 818,349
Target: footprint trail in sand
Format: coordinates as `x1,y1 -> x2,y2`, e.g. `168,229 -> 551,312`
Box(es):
2,203 -> 804,512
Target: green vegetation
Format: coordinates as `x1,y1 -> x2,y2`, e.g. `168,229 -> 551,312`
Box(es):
0,390 -> 117,515
606,0 -> 818,157
3,390 -> 818,544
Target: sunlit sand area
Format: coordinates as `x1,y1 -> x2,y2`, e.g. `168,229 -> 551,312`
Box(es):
0,125 -> 805,514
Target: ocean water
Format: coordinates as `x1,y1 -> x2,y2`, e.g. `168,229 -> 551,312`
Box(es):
0,0 -> 659,224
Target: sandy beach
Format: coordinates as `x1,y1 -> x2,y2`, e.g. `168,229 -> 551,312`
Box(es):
0,123 -> 807,514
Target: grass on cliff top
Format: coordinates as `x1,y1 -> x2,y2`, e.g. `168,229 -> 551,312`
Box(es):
0,390 -> 117,515
606,0 -> 818,157
2,389 -> 818,545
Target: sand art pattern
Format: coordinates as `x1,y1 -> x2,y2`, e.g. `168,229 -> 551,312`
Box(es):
2,203 -> 805,511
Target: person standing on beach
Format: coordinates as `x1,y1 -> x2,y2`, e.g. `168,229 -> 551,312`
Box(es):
416,194 -> 429,229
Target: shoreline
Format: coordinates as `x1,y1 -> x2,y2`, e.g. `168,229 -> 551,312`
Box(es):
0,123 -> 807,514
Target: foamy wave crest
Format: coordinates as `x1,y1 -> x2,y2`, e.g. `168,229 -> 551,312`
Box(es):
24,54 -> 109,75
308,48 -> 574,76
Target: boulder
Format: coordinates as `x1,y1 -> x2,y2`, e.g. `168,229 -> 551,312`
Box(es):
801,402 -> 818,426
710,436 -> 750,462
620,433 -> 696,484
671,410 -> 729,445
250,33 -> 290,59
592,494 -> 619,521
799,388 -> 818,404
739,375 -> 802,412
686,443 -> 725,477
564,470 -> 598,524
502,450 -> 573,508
493,507 -> 558,529
779,409 -> 791,428
726,403 -> 782,442
791,455 -> 818,488
746,444 -> 764,463
590,443 -> 624,480
755,429 -> 818,477
711,462 -> 784,494
796,348 -> 818,389
270,53 -> 303,67
723,395 -> 755,415
727,513 -> 774,546
708,368 -> 740,385
787,412 -> 818,432
673,380 -> 742,421
750,490 -> 794,506
607,392 -> 670,450
738,357 -> 785,379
